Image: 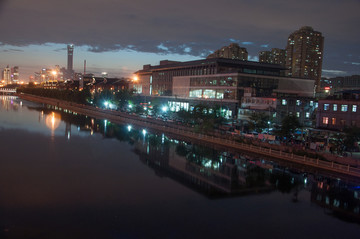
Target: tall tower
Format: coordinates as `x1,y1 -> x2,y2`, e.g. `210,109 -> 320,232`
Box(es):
285,26 -> 324,92
3,65 -> 11,85
67,44 -> 74,73
12,66 -> 19,84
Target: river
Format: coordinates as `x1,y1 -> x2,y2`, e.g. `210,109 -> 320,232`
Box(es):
0,95 -> 359,239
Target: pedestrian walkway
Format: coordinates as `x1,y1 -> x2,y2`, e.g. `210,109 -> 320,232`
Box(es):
18,93 -> 360,178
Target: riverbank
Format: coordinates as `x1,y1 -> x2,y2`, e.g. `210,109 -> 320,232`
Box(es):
17,93 -> 360,178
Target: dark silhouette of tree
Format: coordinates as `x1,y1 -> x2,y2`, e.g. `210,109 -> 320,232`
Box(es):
278,115 -> 300,139
248,112 -> 268,133
343,126 -> 360,151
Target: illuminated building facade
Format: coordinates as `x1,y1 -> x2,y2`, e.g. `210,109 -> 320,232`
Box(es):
11,66 -> 19,84
316,90 -> 360,130
285,26 -> 324,92
320,75 -> 360,94
2,66 -> 11,85
133,58 -> 315,119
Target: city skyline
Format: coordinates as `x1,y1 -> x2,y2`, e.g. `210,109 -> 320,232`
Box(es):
0,0 -> 359,81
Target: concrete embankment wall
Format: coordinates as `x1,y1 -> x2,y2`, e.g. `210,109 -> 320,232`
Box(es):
17,93 -> 360,178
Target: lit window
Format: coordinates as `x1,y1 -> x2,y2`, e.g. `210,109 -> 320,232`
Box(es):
306,112 -> 310,118
322,117 -> 329,125
315,103 -> 318,108
333,104 -> 337,111
332,118 -> 336,125
324,104 -> 329,111
282,99 -> 287,105
310,101 -> 314,107
341,105 -> 348,112
296,100 -> 301,106
352,105 -> 357,112
296,112 -> 300,117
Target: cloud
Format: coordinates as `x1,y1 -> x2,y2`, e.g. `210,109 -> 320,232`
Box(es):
248,55 -> 259,61
1,48 -> 24,52
344,61 -> 360,66
0,0 -> 359,77
54,47 -> 67,52
322,69 -> 348,78
322,69 -> 346,74
157,43 -> 169,52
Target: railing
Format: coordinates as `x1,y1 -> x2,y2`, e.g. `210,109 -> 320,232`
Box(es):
0,88 -> 16,93
18,93 -> 360,178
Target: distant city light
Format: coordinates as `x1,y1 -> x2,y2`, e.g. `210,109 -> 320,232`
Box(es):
162,106 -> 168,112
127,125 -> 132,132
142,129 -> 147,136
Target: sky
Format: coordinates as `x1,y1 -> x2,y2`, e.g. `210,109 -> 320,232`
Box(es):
0,0 -> 359,81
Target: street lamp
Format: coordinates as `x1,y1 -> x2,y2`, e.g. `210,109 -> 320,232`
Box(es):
52,70 -> 57,78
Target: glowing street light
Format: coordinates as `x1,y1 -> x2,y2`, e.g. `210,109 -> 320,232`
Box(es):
52,70 -> 57,81
162,106 -> 168,112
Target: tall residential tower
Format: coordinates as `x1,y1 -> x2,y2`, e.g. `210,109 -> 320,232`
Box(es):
207,43 -> 248,61
285,26 -> 324,92
259,48 -> 286,66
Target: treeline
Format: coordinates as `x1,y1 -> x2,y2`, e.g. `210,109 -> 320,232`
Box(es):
17,87 -> 91,105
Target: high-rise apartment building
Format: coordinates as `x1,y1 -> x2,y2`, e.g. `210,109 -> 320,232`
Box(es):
271,48 -> 286,66
12,66 -> 19,83
259,51 -> 272,63
259,48 -> 286,66
285,26 -> 324,92
3,65 -> 11,85
207,43 -> 248,61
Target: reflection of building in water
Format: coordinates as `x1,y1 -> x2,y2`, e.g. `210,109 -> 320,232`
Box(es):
134,136 -> 273,195
0,96 -> 20,111
311,180 -> 360,222
65,122 -> 71,140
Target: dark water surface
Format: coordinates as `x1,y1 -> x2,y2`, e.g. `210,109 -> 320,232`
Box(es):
0,96 -> 360,239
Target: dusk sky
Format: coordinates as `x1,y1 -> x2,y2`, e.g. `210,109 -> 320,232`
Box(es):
0,0 -> 359,81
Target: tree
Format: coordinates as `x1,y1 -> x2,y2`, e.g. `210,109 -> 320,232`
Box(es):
248,112 -> 268,133
115,89 -> 134,108
343,126 -> 360,151
279,115 -> 300,139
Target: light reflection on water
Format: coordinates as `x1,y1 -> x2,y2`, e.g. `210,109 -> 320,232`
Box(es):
0,96 -> 360,238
